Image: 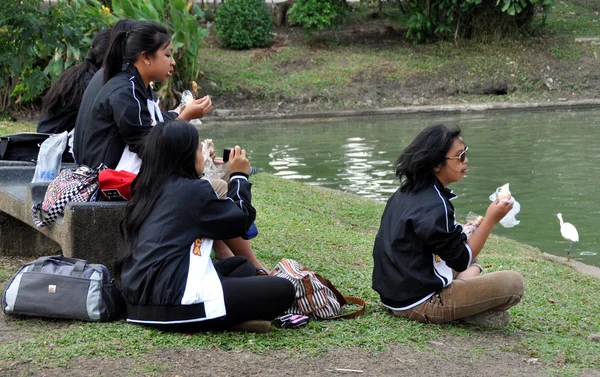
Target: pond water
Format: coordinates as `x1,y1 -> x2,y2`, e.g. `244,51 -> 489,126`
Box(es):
199,108 -> 600,267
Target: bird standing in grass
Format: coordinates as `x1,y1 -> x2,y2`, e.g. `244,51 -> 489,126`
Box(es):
556,213 -> 579,260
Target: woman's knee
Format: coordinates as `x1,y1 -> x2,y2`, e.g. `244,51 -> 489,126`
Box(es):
270,277 -> 296,305
215,256 -> 256,277
494,270 -> 525,297
203,177 -> 228,199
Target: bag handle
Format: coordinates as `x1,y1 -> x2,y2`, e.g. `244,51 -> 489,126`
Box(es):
328,296 -> 366,320
72,260 -> 87,278
314,272 -> 348,306
302,265 -> 367,320
31,255 -> 88,273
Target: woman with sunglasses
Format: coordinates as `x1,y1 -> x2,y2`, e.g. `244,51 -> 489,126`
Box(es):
371,124 -> 525,328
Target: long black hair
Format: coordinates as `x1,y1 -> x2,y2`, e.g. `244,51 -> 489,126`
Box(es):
116,120 -> 200,274
394,124 -> 462,194
41,28 -> 111,115
104,21 -> 171,84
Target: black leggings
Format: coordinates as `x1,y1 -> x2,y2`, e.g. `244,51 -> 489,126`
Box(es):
155,257 -> 295,332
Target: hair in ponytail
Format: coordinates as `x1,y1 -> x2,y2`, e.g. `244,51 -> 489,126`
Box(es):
103,22 -> 171,84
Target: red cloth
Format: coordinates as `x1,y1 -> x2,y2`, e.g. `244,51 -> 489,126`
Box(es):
98,169 -> 136,201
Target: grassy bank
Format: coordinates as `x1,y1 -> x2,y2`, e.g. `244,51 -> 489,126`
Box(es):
199,0 -> 600,115
1,173 -> 599,376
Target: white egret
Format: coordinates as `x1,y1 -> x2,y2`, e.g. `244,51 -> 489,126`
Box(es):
556,213 -> 579,260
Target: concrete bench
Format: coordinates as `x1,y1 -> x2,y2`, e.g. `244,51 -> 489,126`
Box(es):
0,163 -> 126,271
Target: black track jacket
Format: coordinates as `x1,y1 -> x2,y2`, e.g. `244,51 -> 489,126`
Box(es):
122,174 -> 256,324
73,66 -> 176,168
372,179 -> 472,310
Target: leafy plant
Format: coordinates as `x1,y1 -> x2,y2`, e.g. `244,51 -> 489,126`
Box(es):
215,0 -> 274,49
400,0 -> 555,42
111,0 -> 208,108
288,0 -> 350,36
0,0 -> 112,111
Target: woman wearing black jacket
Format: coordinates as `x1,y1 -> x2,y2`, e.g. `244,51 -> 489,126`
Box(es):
73,21 -> 210,171
118,120 -> 295,333
37,28 -> 111,134
372,125 -> 524,328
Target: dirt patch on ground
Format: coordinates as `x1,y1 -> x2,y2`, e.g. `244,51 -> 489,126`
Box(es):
0,334 -> 562,377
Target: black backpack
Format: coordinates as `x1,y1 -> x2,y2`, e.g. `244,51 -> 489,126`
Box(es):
0,132 -> 74,163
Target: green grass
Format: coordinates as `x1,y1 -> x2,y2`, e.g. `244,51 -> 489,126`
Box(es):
0,120 -> 36,135
0,173 -> 599,374
546,1 -> 600,37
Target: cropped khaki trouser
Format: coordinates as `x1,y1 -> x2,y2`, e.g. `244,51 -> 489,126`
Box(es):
393,270 -> 524,324
203,177 -> 228,199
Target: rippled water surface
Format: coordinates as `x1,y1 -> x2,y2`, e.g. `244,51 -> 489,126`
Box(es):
199,109 -> 600,267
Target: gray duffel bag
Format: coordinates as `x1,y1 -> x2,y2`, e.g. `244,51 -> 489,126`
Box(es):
2,255 -> 124,322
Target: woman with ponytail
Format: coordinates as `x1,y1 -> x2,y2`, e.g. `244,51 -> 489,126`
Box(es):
75,21 -> 267,274
73,21 -> 211,172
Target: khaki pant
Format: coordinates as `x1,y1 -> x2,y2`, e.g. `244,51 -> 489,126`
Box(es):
393,270 -> 524,324
203,177 -> 228,199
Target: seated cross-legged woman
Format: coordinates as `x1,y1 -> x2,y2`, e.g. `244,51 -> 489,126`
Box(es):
117,120 -> 295,333
371,124 -> 525,328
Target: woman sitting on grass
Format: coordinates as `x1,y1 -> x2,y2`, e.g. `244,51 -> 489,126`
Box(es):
372,124 -> 525,328
117,120 -> 295,333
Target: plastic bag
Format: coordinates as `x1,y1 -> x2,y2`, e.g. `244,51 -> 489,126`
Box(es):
201,139 -> 229,180
32,131 -> 68,183
67,129 -> 75,162
488,183 -> 521,228
180,90 -> 202,126
462,211 -> 484,238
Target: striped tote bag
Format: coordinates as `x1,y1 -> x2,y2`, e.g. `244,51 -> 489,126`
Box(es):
270,258 -> 342,319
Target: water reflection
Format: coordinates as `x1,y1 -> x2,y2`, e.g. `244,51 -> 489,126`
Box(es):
268,146 -> 311,180
337,137 -> 395,199
200,109 -> 600,267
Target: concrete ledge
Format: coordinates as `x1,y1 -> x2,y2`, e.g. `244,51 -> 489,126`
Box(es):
204,99 -> 600,123
540,252 -> 600,280
0,166 -> 126,271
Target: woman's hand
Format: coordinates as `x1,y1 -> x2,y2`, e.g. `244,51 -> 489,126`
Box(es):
179,95 -> 212,121
228,145 -> 250,175
485,196 -> 513,224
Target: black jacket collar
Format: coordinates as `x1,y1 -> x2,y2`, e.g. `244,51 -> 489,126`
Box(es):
434,178 -> 457,201
124,64 -> 156,101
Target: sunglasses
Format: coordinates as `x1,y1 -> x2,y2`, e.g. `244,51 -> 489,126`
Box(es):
446,146 -> 468,163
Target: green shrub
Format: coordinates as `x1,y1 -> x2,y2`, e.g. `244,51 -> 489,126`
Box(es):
112,0 -> 208,108
401,0 -> 555,42
215,0 -> 274,49
0,0 -> 112,111
288,0 -> 349,35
